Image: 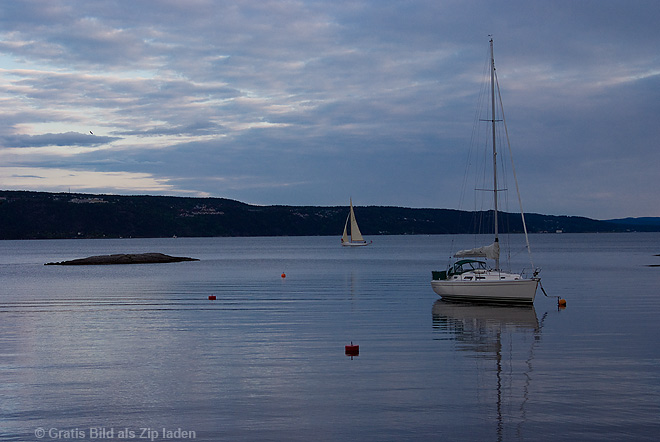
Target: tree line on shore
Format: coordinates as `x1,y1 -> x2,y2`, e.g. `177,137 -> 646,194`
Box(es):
0,190 -> 656,240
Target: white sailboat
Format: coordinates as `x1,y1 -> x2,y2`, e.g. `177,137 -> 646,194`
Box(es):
341,198 -> 371,246
431,38 -> 539,304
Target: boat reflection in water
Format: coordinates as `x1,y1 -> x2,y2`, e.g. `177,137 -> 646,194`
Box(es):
432,301 -> 543,441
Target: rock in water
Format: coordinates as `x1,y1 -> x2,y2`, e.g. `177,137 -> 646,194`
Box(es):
45,253 -> 199,265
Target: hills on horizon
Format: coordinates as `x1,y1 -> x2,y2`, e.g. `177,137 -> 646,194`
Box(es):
1,190 -> 658,240
606,217 -> 660,227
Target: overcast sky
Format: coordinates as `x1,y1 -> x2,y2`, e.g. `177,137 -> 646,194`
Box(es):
1,0 -> 659,219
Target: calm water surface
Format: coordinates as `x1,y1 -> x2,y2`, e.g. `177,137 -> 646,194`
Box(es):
1,234 -> 659,441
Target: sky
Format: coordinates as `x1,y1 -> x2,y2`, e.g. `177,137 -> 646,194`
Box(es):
1,0 -> 659,220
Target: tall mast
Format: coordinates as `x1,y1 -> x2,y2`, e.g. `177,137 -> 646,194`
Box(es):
490,38 -> 500,270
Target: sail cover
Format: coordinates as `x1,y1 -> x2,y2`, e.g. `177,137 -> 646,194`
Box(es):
454,241 -> 499,260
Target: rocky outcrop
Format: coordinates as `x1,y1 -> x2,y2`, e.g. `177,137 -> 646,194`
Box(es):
45,253 -> 199,265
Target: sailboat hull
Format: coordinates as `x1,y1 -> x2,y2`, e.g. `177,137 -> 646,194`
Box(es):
341,241 -> 371,247
431,278 -> 539,304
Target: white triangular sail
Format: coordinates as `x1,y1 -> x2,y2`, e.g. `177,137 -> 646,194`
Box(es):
342,215 -> 350,243
454,241 -> 500,260
348,201 -> 364,242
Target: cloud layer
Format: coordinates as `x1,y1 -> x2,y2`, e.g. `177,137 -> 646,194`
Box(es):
1,0 -> 659,218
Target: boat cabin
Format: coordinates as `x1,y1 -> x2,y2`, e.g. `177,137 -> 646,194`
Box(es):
432,259 -> 489,281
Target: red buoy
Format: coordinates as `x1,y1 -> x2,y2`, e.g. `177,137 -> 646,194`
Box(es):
345,342 -> 359,357
208,295 -> 216,300
281,273 -> 286,278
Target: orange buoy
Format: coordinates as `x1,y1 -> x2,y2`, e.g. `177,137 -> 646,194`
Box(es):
208,295 -> 216,300
281,273 -> 286,278
558,298 -> 567,307
345,342 -> 359,357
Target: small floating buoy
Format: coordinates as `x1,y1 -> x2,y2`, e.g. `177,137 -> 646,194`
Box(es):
558,298 -> 567,308
345,342 -> 359,357
281,273 -> 286,278
208,295 -> 216,300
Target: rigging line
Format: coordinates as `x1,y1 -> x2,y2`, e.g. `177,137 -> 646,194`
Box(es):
494,69 -> 535,270
462,52 -> 491,213
539,280 -> 560,302
451,48 -> 491,257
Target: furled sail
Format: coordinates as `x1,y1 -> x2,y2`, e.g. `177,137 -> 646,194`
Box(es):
454,241 -> 500,260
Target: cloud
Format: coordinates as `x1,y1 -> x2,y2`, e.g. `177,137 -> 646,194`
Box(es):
1,131 -> 120,148
0,0 -> 659,218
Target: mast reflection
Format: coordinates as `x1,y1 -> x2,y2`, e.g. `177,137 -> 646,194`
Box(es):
432,300 -> 544,441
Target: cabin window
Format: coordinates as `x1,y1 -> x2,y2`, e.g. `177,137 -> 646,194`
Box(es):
463,276 -> 473,280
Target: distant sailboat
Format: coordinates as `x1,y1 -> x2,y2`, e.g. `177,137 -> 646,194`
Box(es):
341,198 -> 371,246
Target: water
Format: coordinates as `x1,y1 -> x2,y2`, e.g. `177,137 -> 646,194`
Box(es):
1,234 -> 659,441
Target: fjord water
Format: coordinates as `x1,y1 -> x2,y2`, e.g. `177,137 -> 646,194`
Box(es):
1,234 -> 659,441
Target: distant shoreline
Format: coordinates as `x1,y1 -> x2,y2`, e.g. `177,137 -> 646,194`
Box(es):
2,190 -> 659,240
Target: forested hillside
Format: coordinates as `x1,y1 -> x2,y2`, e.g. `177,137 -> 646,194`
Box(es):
0,190 -> 655,240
